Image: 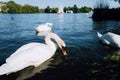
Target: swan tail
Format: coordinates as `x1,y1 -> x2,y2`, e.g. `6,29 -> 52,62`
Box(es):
0,63 -> 27,76
0,63 -> 13,75
97,32 -> 103,38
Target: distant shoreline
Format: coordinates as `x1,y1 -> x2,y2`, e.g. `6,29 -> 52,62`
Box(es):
0,1 -> 92,14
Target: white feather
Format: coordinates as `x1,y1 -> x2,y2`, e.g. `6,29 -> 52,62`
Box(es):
0,33 -> 66,75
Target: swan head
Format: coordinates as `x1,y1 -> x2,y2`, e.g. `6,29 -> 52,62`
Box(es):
58,40 -> 67,56
45,33 -> 67,56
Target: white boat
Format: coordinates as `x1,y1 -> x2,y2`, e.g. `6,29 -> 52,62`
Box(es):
66,10 -> 73,13
57,5 -> 64,14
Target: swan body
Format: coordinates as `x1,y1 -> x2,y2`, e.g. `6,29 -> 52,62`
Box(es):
0,33 -> 67,75
97,32 -> 120,48
35,23 -> 53,33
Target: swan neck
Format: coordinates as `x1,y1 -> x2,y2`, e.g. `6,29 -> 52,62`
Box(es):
45,33 -> 59,50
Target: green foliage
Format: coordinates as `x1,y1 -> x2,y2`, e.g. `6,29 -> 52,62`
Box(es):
79,6 -> 92,13
73,5 -> 78,13
51,8 -> 58,13
44,6 -> 51,13
64,5 -> 92,13
39,9 -> 44,13
1,1 -> 92,13
1,1 -> 39,13
1,5 -> 8,13
64,7 -> 72,12
88,60 -> 120,80
44,6 -> 58,13
104,54 -> 120,62
6,1 -> 22,13
22,4 -> 39,13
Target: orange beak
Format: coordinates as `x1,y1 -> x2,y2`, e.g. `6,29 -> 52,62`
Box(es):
61,46 -> 67,56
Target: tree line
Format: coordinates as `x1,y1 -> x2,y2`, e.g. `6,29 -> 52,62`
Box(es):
92,0 -> 120,20
1,1 -> 40,13
64,5 -> 92,13
0,1 -> 92,13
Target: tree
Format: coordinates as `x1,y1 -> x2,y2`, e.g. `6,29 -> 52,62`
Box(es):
44,6 -> 58,13
1,5 -> 8,13
64,5 -> 92,13
73,5 -> 78,13
6,1 -> 22,13
51,8 -> 58,13
39,9 -> 44,13
44,6 -> 51,13
22,4 -> 39,13
80,6 -> 92,13
1,1 -> 40,13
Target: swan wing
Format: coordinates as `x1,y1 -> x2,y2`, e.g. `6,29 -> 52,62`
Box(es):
99,33 -> 110,45
0,43 -> 55,75
100,32 -> 120,47
6,42 -> 41,60
6,43 -> 54,64
107,33 -> 120,47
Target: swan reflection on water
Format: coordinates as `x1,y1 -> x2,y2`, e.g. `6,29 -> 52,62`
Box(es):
17,56 -> 65,80
16,58 -> 53,80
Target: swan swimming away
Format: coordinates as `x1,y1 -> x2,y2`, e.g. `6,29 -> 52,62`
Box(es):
0,32 -> 67,75
97,32 -> 120,48
35,23 -> 53,34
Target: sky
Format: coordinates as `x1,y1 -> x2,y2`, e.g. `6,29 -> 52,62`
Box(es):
0,0 -> 120,8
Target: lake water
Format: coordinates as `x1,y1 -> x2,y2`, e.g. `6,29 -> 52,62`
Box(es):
0,14 -> 120,80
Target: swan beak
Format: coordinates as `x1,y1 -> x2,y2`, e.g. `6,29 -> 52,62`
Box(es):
61,46 -> 67,56
35,29 -> 39,35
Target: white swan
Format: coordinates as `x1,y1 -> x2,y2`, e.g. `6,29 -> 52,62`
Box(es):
97,32 -> 120,48
35,23 -> 53,33
0,32 -> 67,75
